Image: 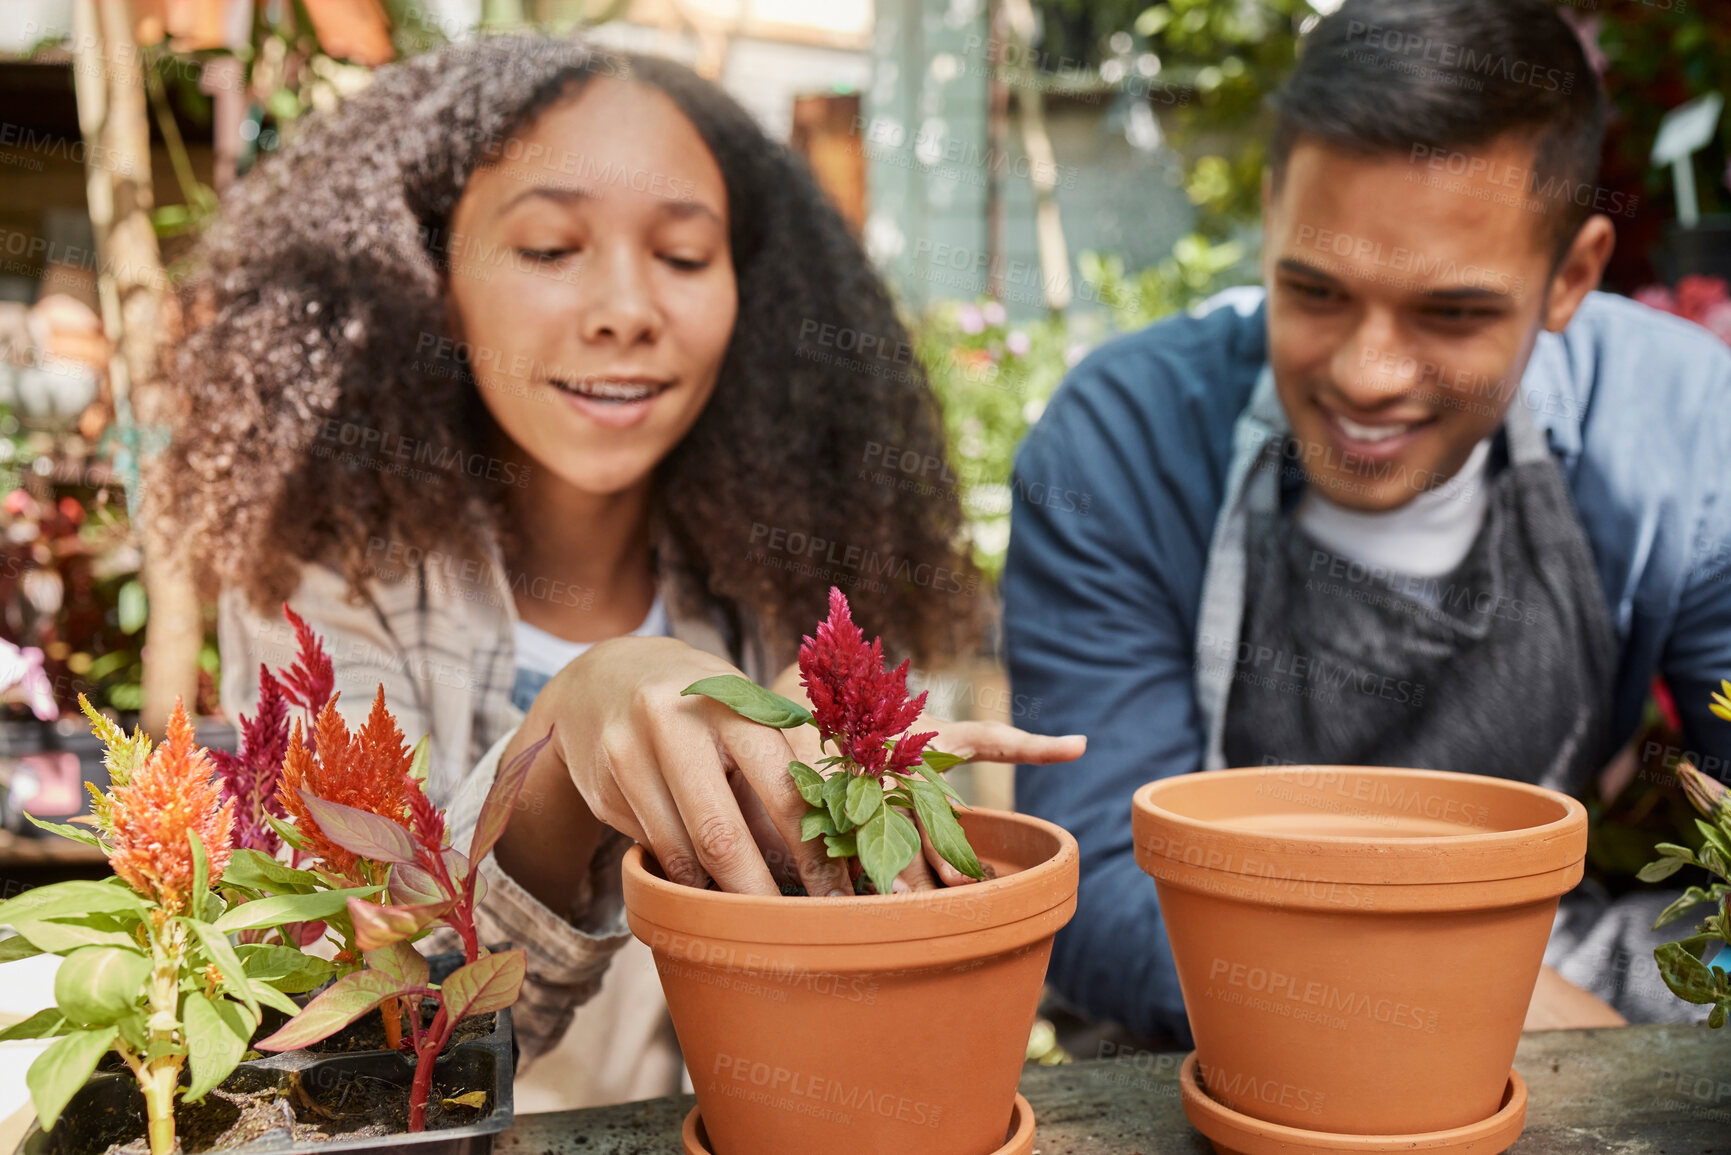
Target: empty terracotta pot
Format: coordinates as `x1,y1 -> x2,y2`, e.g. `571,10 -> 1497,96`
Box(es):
1132,765 -> 1586,1138
623,808 -> 1078,1155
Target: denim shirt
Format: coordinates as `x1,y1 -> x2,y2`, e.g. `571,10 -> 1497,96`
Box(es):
1004,288 -> 1731,1041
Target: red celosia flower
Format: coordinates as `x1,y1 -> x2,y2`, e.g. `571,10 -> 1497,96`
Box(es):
211,665 -> 292,852
798,587 -> 936,778
108,700 -> 236,911
280,604 -> 336,721
276,688 -> 417,880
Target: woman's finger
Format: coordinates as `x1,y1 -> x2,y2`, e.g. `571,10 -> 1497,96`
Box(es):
718,715 -> 852,898
895,846 -> 938,893
612,746 -> 710,889
931,720 -> 1086,766
917,815 -> 978,888
647,709 -> 781,896
731,771 -> 799,888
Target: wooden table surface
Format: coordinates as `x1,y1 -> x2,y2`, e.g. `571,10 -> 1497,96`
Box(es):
497,1024 -> 1731,1153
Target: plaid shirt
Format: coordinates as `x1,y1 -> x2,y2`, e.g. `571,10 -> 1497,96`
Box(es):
217,548 -> 778,1063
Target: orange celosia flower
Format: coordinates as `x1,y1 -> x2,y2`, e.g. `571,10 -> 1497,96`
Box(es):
107,699 -> 236,912
277,688 -> 417,880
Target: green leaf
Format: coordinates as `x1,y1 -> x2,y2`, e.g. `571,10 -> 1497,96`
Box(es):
183,994 -> 251,1102
1653,886 -> 1714,930
235,944 -> 336,994
914,761 -> 964,803
351,898 -> 448,951
10,912 -> 141,953
190,829 -> 211,921
23,814 -> 104,849
921,750 -> 966,774
1697,819 -> 1731,868
408,735 -> 432,785
1656,842 -> 1700,862
0,1008 -> 69,1042
844,775 -> 884,828
299,793 -> 417,866
788,761 -> 826,807
1658,942 -> 1722,1004
800,808 -> 839,842
856,806 -> 920,896
27,1026 -> 117,1130
221,849 -> 321,895
1711,1003 -> 1728,1029
822,833 -> 856,858
213,886 -> 381,935
908,780 -> 985,880
1639,856 -> 1688,883
54,947 -> 150,1026
822,773 -> 853,832
0,933 -> 43,963
681,676 -> 813,729
179,919 -> 259,1019
254,968 -> 423,1051
364,941 -> 430,989
0,880 -> 145,927
251,984 -> 301,1017
441,949 -> 526,1023
266,813 -> 309,852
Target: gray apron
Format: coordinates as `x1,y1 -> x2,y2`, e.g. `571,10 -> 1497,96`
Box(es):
1218,391 -> 1618,794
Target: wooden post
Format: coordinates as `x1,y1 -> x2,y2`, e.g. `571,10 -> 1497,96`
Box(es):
73,0 -> 201,733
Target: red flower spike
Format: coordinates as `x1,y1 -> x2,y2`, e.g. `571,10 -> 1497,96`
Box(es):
798,588 -> 931,779
108,699 -> 235,911
212,665 -> 292,852
280,603 -> 336,721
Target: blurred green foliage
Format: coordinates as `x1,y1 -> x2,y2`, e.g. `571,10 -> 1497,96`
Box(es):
919,232 -> 1247,578
1039,0 -> 1321,235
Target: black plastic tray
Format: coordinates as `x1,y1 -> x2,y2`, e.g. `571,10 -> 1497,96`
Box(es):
15,954 -> 515,1155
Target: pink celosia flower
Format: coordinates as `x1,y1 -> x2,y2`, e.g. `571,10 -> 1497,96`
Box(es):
108,700 -> 235,911
798,588 -> 936,778
211,666 -> 292,852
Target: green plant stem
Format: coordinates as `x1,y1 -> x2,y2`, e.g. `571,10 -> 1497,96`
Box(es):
140,1063 -> 180,1155
141,917 -> 187,1155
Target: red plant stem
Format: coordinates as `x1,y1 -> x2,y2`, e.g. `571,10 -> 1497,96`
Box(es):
408,1001 -> 454,1132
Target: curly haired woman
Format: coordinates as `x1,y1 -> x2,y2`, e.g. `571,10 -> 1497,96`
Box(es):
153,36 -> 1083,1103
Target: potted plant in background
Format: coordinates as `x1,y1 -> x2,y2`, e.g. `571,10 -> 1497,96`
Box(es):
1133,763 -> 1588,1154
624,588 -> 1078,1155
0,609 -> 537,1155
1639,678 -> 1731,1026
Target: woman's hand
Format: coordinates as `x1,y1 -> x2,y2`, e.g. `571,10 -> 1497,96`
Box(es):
496,637 -> 856,904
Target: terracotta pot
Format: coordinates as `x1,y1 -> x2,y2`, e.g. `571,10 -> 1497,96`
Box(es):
623,808 -> 1078,1155
1132,765 -> 1586,1138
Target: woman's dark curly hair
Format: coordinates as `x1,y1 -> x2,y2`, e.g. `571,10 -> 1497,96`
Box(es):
153,35 -> 977,664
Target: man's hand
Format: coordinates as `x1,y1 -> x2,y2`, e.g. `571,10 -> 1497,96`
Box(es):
1523,964 -> 1626,1030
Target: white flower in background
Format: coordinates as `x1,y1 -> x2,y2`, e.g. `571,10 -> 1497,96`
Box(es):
0,638 -> 58,721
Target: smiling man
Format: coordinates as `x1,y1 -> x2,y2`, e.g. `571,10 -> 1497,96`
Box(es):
1006,0 -> 1731,1041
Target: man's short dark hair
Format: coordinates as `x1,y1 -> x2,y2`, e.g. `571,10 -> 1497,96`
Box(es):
1271,0 -> 1606,259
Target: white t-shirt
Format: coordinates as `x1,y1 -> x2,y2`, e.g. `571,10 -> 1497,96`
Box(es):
509,594 -> 670,711
1294,437 -> 1494,580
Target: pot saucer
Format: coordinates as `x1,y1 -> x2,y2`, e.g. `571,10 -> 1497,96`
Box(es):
681,1092 -> 1036,1155
1178,1054 -> 1528,1155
